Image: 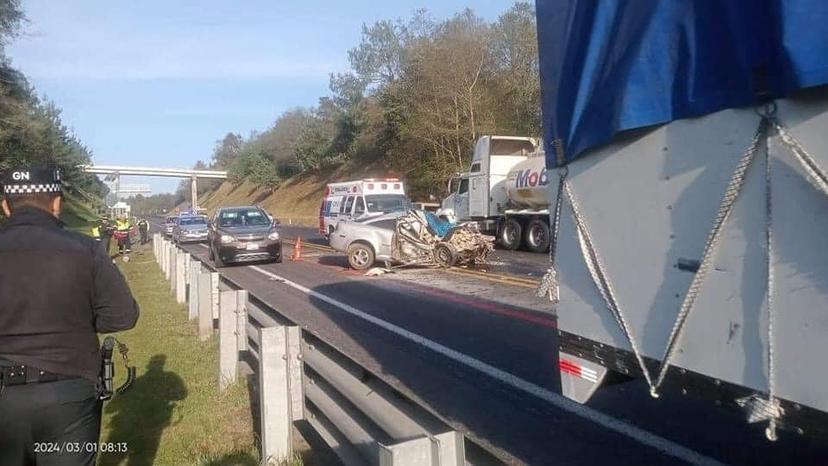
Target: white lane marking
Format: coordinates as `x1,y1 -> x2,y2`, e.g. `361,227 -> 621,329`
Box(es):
248,265 -> 722,465
198,243 -> 209,249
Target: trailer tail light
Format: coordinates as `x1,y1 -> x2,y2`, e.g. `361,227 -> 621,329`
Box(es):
367,183 -> 375,190
394,183 -> 400,190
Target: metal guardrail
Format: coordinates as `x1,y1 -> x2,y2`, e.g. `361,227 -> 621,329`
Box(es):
152,233 -> 501,466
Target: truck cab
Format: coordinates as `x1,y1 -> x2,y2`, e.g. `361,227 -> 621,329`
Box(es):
443,175 -> 469,222
440,136 -> 541,248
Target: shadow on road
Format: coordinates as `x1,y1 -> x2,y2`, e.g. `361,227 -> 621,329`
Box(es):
315,255 -> 349,268
98,355 -> 187,466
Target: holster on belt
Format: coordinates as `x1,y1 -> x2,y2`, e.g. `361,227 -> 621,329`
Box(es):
97,336 -> 136,401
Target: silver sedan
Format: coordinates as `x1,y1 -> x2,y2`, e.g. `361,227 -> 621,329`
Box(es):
173,215 -> 210,244
328,214 -> 400,270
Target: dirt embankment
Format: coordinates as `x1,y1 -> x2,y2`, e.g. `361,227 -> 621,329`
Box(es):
197,159 -> 392,227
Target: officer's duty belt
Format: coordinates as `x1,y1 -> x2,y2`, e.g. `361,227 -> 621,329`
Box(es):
0,362 -> 72,386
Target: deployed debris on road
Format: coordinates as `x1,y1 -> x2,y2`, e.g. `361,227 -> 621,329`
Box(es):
390,210 -> 494,269
364,267 -> 391,277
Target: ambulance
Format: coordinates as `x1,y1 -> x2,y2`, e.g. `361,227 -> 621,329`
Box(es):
319,179 -> 410,237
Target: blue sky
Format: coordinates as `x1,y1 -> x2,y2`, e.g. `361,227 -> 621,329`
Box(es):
8,0 -> 517,193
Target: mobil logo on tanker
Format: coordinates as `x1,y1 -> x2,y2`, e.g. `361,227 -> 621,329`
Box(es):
513,167 -> 548,188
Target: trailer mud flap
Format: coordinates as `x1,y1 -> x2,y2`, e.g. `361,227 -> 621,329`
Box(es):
559,351 -> 608,404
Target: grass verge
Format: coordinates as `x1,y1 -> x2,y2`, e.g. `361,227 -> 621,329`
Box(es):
98,245 -> 259,466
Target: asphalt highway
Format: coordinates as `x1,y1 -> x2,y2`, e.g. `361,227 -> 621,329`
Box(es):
279,224 -> 550,279
154,219 -> 828,465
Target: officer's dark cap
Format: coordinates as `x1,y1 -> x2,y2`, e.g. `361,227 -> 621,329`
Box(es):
2,166 -> 62,196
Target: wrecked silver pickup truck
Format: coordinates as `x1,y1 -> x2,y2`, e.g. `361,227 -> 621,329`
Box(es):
329,210 -> 494,271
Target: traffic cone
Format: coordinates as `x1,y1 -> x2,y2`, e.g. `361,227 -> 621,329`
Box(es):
290,236 -> 303,261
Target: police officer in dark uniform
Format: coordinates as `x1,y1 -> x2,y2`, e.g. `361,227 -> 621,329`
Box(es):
0,166 -> 139,465
137,217 -> 149,245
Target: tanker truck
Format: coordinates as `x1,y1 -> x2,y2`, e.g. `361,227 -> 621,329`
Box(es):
439,135 -> 552,252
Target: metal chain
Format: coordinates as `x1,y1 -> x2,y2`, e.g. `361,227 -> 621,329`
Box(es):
537,167 -> 568,303
564,180 -> 657,390
775,123 -> 828,196
652,118 -> 770,394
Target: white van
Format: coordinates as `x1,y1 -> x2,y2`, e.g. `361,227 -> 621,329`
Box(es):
318,179 -> 409,237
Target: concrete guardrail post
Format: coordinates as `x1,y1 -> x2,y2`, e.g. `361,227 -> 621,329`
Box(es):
160,239 -> 166,274
433,432 -> 465,466
167,241 -> 175,279
211,272 -> 220,320
175,252 -> 187,304
236,290 -> 248,352
379,437 -> 432,466
169,246 -> 177,292
156,234 -> 162,262
258,326 -> 293,463
183,253 -> 191,285
379,432 -> 465,466
219,290 -> 241,391
163,241 -> 171,279
188,261 -> 200,321
286,326 -> 304,421
198,272 -> 217,341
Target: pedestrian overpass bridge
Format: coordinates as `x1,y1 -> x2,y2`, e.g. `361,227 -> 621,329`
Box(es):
83,165 -> 228,210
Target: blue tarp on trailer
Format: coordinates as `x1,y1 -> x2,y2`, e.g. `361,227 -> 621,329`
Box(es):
536,0 -> 828,167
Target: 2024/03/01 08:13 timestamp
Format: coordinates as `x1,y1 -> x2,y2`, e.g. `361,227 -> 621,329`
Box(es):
34,442 -> 128,454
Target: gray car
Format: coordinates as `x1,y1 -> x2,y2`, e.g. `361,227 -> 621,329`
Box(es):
328,214 -> 400,270
173,215 -> 209,244
208,206 -> 282,267
330,210 -> 494,271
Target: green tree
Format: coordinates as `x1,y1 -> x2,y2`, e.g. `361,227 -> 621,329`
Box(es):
0,0 -> 23,51
211,133 -> 243,169
489,1 -> 540,135
293,111 -> 335,171
193,2 -> 542,201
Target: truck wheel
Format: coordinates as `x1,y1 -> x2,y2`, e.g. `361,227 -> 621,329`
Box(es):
347,243 -> 375,271
499,218 -> 522,250
433,243 -> 458,268
524,218 -> 551,253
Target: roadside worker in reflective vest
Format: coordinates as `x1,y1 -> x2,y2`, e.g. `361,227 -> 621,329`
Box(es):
0,165 -> 140,465
115,215 -> 132,253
